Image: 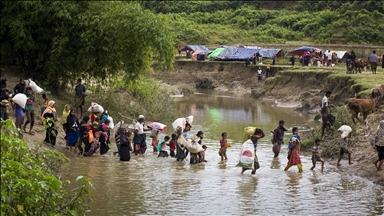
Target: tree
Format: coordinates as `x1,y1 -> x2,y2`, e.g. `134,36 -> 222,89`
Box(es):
1,1 -> 175,91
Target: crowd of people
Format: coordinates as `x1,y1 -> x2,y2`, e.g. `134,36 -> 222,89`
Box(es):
1,76 -> 383,172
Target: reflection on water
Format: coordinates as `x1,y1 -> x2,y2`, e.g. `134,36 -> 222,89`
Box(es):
65,89 -> 383,215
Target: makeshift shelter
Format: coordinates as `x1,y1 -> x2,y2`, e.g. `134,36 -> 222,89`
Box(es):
227,48 -> 261,61
258,49 -> 285,58
322,50 -> 348,62
287,46 -> 320,56
207,48 -> 225,59
215,47 -> 238,60
181,45 -> 210,52
191,50 -> 204,61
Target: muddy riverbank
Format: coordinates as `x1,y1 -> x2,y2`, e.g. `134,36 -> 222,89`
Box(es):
151,60 -> 384,184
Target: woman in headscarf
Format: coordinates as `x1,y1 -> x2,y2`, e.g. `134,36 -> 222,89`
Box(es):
67,109 -> 80,153
42,100 -> 57,147
62,104 -> 71,149
118,121 -> 132,161
374,120 -> 384,171
97,123 -> 110,155
75,116 -> 90,155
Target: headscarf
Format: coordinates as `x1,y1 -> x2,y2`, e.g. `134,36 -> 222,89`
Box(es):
42,100 -> 56,118
67,109 -> 78,129
96,123 -> 109,140
62,104 -> 70,124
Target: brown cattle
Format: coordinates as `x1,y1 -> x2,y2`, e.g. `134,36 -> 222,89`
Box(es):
348,98 -> 378,124
363,58 -> 370,71
354,59 -> 364,74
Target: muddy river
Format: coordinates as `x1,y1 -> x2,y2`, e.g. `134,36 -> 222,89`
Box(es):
67,89 -> 384,215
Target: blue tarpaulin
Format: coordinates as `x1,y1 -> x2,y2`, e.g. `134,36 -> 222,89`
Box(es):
180,45 -> 210,52
215,47 -> 238,60
227,48 -> 261,60
287,46 -> 320,56
258,49 -> 284,58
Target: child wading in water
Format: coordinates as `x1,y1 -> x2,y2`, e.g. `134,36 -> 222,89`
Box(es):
158,135 -> 170,158
310,138 -> 325,170
219,132 -> 228,161
337,127 -> 354,166
167,133 -> 176,157
152,130 -> 159,153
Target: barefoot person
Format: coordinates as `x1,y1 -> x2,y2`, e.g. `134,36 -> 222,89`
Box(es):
219,132 -> 228,161
310,138 -> 325,171
241,130 -> 264,175
272,120 -> 287,157
74,78 -> 86,118
42,100 -> 57,147
321,90 -> 335,137
67,109 -> 80,153
133,115 -> 150,155
23,81 -> 36,135
374,120 -> 384,171
337,126 -> 354,166
284,128 -> 303,173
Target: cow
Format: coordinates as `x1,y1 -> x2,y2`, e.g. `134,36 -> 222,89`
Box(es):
354,59 -> 364,74
363,58 -> 370,72
348,98 -> 378,124
346,59 -> 354,74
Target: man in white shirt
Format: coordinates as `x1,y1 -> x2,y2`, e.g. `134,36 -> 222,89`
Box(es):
257,67 -> 262,82
133,115 -> 150,155
321,91 -> 335,137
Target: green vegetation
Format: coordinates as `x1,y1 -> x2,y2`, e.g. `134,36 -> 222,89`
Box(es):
140,1 -> 384,46
1,1 -> 175,91
302,106 -> 359,155
0,119 -> 93,215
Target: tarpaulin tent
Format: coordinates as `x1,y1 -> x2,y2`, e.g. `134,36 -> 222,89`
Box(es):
227,48 -> 261,61
322,50 -> 349,63
207,48 -> 225,59
191,50 -> 204,60
287,46 -> 320,56
258,49 -> 285,58
181,45 -> 210,52
215,47 -> 238,60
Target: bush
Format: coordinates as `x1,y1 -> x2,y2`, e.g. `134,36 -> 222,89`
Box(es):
302,106 -> 359,156
1,119 -> 93,215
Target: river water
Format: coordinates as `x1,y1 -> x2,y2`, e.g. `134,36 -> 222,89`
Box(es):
67,89 -> 384,215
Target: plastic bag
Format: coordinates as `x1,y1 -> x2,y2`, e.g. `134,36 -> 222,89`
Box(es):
187,136 -> 204,153
25,80 -> 44,94
108,116 -> 114,129
243,126 -> 256,142
177,135 -> 187,149
150,129 -> 158,138
12,93 -> 27,108
87,102 -> 104,113
338,125 -> 352,138
237,139 -> 255,169
172,118 -> 186,132
369,132 -> 376,146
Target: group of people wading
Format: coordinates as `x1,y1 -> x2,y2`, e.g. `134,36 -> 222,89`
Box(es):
1,77 -> 383,172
